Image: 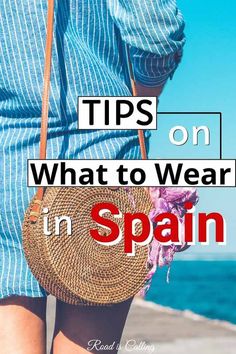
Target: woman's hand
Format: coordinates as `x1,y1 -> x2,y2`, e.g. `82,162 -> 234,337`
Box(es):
135,83 -> 164,98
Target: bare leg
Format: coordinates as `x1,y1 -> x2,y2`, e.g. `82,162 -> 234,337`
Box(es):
52,298 -> 133,354
0,296 -> 47,354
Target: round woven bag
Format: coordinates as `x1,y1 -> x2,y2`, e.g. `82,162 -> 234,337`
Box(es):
23,187 -> 153,305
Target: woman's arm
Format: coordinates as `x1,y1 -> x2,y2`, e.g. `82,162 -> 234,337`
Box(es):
108,0 -> 185,95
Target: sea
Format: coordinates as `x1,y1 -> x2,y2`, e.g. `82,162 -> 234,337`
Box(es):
146,259 -> 236,325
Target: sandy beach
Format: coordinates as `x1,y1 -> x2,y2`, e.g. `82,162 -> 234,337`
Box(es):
46,296 -> 236,354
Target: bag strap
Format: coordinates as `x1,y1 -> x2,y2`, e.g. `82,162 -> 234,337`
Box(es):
29,0 -> 148,221
127,49 -> 148,161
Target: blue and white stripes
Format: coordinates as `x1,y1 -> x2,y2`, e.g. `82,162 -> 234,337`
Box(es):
0,0 -> 185,298
108,0 -> 185,86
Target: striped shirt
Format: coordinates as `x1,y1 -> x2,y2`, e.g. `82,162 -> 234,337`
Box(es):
0,0 -> 185,298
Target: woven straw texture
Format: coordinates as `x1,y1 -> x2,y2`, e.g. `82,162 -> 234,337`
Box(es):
23,187 -> 153,305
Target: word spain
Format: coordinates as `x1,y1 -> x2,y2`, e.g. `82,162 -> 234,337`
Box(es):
42,202 -> 226,255
28,159 -> 236,187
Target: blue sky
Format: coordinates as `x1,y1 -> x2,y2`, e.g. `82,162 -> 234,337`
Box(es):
149,0 -> 236,256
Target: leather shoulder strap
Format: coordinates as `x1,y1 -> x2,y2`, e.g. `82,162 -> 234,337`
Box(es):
29,0 -> 54,222
127,49 -> 148,160
39,0 -> 54,161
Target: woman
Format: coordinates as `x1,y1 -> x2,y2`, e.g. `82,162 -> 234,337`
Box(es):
0,0 -> 185,353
